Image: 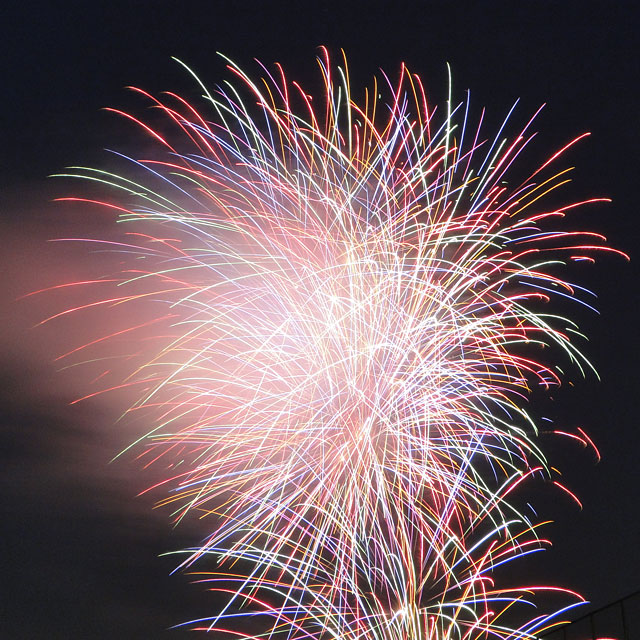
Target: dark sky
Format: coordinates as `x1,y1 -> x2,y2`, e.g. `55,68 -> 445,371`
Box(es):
1,2 -> 639,638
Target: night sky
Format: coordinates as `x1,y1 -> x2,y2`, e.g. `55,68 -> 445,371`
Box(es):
2,2 -> 639,638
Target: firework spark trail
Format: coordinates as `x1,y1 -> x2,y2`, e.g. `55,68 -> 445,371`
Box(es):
48,49 -> 625,637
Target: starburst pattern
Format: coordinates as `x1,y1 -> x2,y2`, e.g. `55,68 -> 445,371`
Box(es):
50,49 -> 624,638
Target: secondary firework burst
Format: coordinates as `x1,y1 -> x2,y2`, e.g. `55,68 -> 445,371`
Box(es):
48,49 -> 624,638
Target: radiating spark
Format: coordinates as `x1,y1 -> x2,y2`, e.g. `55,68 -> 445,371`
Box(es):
48,49 -> 625,638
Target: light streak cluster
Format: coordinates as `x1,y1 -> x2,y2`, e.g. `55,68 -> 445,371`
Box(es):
51,49 -> 624,638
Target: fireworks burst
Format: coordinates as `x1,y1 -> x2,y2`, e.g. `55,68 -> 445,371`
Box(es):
48,49 -> 624,638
